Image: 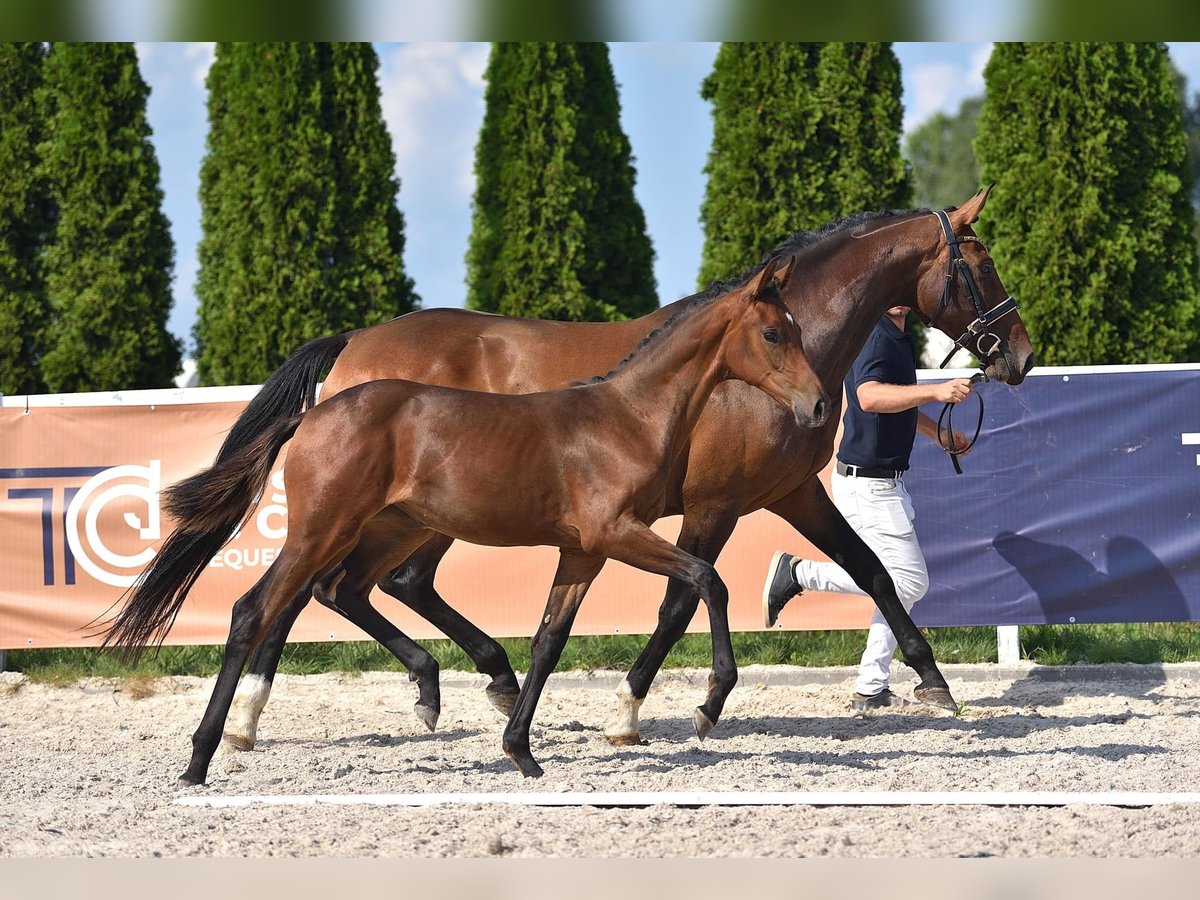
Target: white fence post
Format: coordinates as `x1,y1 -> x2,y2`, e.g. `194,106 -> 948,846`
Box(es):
996,625 -> 1020,664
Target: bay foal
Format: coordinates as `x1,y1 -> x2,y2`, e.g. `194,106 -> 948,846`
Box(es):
106,257 -> 828,780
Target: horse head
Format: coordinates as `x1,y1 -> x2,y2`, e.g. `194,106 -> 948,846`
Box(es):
914,185 -> 1036,385
726,254 -> 830,428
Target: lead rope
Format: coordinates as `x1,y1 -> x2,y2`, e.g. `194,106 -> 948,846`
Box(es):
936,371 -> 987,474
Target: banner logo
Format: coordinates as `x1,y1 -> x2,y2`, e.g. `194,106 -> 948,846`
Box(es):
65,461 -> 162,588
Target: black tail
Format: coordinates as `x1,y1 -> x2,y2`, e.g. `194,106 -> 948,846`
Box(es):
215,332 -> 349,464
102,415 -> 303,657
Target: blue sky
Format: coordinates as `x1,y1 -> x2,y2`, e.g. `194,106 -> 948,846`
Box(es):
134,42 -> 1200,357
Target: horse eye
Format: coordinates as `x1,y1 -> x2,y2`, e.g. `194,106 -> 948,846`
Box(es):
981,264 -> 993,275
763,329 -> 780,344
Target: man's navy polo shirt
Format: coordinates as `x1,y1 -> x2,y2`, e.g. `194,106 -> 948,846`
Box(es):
838,315 -> 918,471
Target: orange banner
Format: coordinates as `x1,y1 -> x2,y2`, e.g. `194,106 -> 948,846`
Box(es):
0,390 -> 871,650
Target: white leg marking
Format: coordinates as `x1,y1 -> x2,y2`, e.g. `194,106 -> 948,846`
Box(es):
603,679 -> 644,743
224,675 -> 273,750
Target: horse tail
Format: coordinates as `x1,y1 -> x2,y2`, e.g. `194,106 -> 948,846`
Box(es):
215,332 -> 349,465
102,414 -> 303,656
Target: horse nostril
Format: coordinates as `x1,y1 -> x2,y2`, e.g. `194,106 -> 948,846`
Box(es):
813,398 -> 827,423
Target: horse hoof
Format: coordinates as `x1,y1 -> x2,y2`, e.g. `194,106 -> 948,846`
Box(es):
693,708 -> 715,742
603,730 -> 642,747
504,749 -> 544,779
221,732 -> 255,752
485,686 -> 519,718
414,703 -> 439,733
177,772 -> 205,787
914,685 -> 959,712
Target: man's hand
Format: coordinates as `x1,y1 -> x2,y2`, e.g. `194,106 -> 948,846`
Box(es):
930,378 -> 973,404
939,429 -> 970,454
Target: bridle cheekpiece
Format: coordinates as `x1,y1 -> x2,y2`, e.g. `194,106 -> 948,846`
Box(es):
927,209 -> 1019,370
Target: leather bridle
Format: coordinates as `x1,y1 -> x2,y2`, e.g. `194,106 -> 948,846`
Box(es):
927,209 -> 1019,370
926,209 -> 1019,474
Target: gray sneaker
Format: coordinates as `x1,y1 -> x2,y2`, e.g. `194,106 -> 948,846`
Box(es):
850,688 -> 915,711
762,550 -> 803,627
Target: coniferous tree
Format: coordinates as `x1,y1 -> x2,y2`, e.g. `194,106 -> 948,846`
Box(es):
0,42 -> 52,395
326,42 -> 416,328
976,43 -> 1199,364
699,42 -> 910,287
466,42 -> 656,321
39,42 -> 180,391
196,42 -> 415,386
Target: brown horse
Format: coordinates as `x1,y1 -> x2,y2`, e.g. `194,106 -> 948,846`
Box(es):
105,257 -> 828,781
221,187 -> 1035,750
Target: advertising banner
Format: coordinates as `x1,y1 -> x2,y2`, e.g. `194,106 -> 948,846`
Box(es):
2,364 -> 1197,649
0,388 -> 867,649
908,364 -> 1200,627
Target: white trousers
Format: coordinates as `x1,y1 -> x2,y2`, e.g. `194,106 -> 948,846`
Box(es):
793,471 -> 929,696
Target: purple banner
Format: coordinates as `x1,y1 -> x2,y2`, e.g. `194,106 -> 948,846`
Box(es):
906,366 -> 1200,626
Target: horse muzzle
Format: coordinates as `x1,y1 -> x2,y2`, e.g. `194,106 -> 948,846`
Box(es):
983,344 -> 1035,385
793,393 -> 830,429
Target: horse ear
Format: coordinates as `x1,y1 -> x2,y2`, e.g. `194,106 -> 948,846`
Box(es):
749,256 -> 782,300
950,182 -> 995,226
773,254 -> 796,292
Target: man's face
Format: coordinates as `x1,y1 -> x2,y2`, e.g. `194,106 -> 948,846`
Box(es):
887,305 -> 911,319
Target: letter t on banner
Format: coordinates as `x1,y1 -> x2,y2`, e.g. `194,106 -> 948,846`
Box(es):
1184,432 -> 1200,466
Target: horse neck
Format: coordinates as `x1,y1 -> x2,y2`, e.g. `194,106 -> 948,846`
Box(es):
604,291 -> 740,451
785,216 -> 931,385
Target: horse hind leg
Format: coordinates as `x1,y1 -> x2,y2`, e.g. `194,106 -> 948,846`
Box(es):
181,539 -> 345,785
378,532 -> 520,718
316,522 -> 444,731
224,589 -> 312,751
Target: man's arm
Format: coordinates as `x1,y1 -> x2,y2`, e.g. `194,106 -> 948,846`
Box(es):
856,378 -> 972,413
917,409 -> 967,453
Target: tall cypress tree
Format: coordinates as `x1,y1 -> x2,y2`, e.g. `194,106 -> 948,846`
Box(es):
976,43 -> 1199,365
466,42 -> 657,321
196,42 -> 415,386
327,42 -> 416,329
0,42 -> 52,395
38,42 -> 180,391
699,42 -> 910,287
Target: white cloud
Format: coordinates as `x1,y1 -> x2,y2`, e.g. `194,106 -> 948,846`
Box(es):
379,42 -> 488,199
903,44 -> 993,134
184,42 -> 215,87
968,43 -> 993,88
906,62 -> 962,132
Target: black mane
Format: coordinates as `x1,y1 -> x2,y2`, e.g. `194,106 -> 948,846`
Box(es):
698,206 -> 931,303
578,206 -> 930,386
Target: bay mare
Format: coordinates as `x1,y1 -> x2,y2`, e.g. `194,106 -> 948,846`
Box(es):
105,258 -> 829,780
222,188 -> 1036,753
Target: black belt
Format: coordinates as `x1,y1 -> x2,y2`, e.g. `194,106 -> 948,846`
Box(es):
836,461 -> 904,479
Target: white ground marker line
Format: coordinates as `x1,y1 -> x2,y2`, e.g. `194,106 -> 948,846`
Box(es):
174,791 -> 1200,810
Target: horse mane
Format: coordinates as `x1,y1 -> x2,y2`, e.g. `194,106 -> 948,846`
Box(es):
573,299 -> 708,385
697,206 -> 933,304
574,206 -> 932,387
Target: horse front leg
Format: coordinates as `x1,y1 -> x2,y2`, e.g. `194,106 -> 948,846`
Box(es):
502,550 -> 605,778
593,518 -> 737,743
378,533 -> 521,717
768,480 -> 956,710
604,510 -> 738,746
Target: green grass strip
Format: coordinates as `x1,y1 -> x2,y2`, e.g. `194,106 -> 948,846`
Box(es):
5,623 -> 1200,683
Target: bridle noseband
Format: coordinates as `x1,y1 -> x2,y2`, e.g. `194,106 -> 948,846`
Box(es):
927,209 -> 1019,370
927,209 -> 1019,474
